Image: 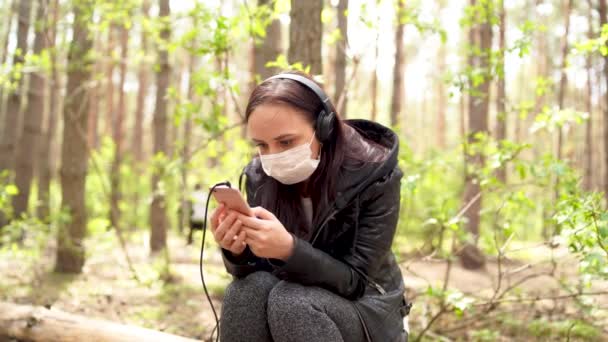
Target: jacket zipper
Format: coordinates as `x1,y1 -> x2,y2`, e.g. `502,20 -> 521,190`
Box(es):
311,210 -> 388,296
310,210 -> 337,245
369,279 -> 387,295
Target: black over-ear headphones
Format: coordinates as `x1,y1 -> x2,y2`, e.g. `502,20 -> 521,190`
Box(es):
265,73 -> 336,143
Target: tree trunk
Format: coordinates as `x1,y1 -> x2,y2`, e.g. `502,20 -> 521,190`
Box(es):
556,0 -> 573,164
437,42 -> 447,149
495,0 -> 507,183
390,0 -> 406,128
252,0 -> 282,82
288,0 -> 323,75
110,24 -> 129,230
104,26 -> 116,139
600,0 -> 608,203
585,0 -> 594,191
37,0 -> 61,221
534,0 -> 548,115
150,0 -> 171,253
55,0 -> 94,273
88,34 -> 100,151
0,0 -> 32,174
179,56 -> 197,236
460,0 -> 492,270
0,0 -> 16,126
334,0 -> 348,117
133,0 -> 150,163
0,301 -> 201,342
12,0 -> 47,219
371,27 -> 380,122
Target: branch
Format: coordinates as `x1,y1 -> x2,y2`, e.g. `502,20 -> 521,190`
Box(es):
472,290 -> 608,306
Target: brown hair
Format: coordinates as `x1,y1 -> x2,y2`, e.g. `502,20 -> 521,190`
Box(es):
245,70 -> 346,239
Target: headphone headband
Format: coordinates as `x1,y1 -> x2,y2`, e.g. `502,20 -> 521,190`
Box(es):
263,73 -> 336,143
265,74 -> 333,114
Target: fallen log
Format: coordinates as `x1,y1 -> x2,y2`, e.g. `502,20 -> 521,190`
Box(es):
0,301 -> 201,342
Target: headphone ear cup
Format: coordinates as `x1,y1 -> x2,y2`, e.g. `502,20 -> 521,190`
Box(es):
315,110 -> 335,143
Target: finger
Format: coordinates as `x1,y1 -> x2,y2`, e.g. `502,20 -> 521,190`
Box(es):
222,220 -> 242,247
215,212 -> 237,242
251,206 -> 275,220
229,230 -> 247,252
242,226 -> 262,242
235,213 -> 265,230
210,203 -> 225,230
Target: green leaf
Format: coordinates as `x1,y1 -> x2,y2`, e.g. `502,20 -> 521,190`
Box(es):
5,184 -> 18,196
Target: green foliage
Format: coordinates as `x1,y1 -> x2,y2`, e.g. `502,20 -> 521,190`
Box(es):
575,23 -> 608,56
266,54 -> 311,74
0,171 -> 17,220
397,2 -> 447,43
531,107 -> 589,133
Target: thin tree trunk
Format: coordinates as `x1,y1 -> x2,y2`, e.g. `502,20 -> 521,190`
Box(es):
88,34 -> 100,150
0,0 -> 16,126
12,0 -> 48,220
248,0 -> 281,138
0,0 -> 32,174
460,91 -> 466,140
133,0 -> 150,162
104,26 -> 115,139
37,0 -> 60,221
600,0 -> 608,202
585,0 -> 594,191
437,42 -> 447,149
180,56 -> 197,236
556,0 -> 573,163
460,0 -> 492,270
495,0 -> 507,183
390,0 -> 406,128
550,0 -> 573,238
371,26 -> 380,122
110,24 -> 129,230
534,0 -> 548,116
150,0 -> 171,253
334,0 -> 348,117
168,65 -> 182,157
55,0 -> 94,273
251,0 -> 282,83
0,0 -> 15,64
288,0 -> 323,75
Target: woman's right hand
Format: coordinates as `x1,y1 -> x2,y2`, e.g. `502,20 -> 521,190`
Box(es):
210,203 -> 247,256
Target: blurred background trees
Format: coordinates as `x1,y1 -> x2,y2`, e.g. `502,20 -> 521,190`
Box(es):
0,0 -> 607,340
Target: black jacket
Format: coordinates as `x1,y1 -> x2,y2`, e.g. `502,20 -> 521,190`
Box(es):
222,119 -> 410,342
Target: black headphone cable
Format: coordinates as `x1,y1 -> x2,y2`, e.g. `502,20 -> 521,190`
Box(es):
200,181 -> 231,342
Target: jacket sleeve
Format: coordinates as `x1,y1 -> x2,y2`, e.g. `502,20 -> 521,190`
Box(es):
273,167 -> 402,299
220,164 -> 269,278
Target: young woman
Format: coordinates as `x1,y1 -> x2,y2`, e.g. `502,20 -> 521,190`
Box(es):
210,71 -> 410,342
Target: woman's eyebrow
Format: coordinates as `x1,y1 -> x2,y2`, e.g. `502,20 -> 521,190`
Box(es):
251,133 -> 297,143
273,133 -> 296,141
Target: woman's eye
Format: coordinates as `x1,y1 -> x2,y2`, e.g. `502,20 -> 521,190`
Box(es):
255,143 -> 268,150
279,140 -> 292,147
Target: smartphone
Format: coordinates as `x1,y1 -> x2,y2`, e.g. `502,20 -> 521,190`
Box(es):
211,185 -> 253,216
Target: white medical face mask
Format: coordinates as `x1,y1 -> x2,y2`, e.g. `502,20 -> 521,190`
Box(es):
259,133 -> 320,185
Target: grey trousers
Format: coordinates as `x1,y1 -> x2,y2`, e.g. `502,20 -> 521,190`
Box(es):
220,271 -> 366,342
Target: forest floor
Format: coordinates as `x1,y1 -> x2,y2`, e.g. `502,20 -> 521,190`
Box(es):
1,229 -> 606,341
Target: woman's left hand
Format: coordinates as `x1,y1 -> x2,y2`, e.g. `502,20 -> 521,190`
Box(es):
232,207 -> 294,260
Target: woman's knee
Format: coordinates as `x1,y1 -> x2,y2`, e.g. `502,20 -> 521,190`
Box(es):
267,281 -> 313,319
223,271 -> 279,306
